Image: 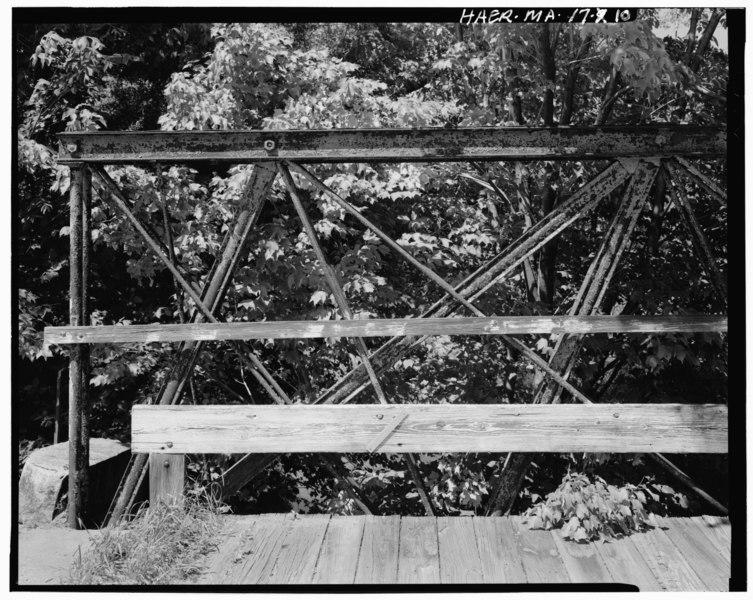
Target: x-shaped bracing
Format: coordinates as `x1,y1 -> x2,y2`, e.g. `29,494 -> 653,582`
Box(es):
95,154 -> 727,524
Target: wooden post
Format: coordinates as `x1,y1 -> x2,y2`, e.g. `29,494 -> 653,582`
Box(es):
149,454 -> 185,507
67,164 -> 90,529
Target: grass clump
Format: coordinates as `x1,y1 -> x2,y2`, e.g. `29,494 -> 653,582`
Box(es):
68,499 -> 222,585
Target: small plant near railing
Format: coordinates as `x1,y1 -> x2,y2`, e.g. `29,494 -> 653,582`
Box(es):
523,471 -> 655,542
67,495 -> 223,585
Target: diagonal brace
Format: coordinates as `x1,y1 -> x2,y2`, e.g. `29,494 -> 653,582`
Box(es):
278,163 -> 436,516
664,160 -> 727,303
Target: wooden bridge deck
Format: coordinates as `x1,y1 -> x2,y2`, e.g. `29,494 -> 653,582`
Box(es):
198,514 -> 730,589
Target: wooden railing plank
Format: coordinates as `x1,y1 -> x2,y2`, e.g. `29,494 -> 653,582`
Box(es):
45,315 -> 728,345
57,126 -> 726,165
131,403 -> 728,454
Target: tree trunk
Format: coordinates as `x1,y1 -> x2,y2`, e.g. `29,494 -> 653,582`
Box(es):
690,9 -> 723,72
684,8 -> 701,63
560,33 -> 592,126
539,24 -> 557,126
537,177 -> 559,311
512,95 -> 525,125
596,67 -> 623,125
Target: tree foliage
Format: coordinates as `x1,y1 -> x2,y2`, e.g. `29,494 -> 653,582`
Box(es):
16,12 -> 728,517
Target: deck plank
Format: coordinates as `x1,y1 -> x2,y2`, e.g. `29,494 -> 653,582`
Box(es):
593,536 -> 663,591
686,516 -> 730,563
656,516 -> 729,591
397,516 -> 440,584
510,518 -> 569,583
312,516 -> 365,584
228,514 -> 292,584
550,532 -> 613,583
196,514 -> 730,587
262,514 -> 330,584
199,516 -> 259,584
437,517 -> 484,583
473,517 -> 525,583
701,515 -> 732,546
630,526 -> 706,591
354,516 -> 400,584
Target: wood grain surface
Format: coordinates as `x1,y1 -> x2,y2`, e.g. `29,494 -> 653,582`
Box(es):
132,403 -> 728,454
46,315 -> 728,344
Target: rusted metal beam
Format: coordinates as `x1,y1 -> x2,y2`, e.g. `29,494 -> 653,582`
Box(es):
214,163 -> 632,495
283,161 -> 605,409
542,161 -> 659,406
92,164 -> 284,404
322,454 -> 376,515
278,163 -> 388,404
647,454 -> 728,515
57,126 -> 726,165
485,163 -> 658,516
672,157 -> 726,207
664,161 -> 727,302
289,161 -> 488,315
67,165 -> 87,529
315,161 -> 631,407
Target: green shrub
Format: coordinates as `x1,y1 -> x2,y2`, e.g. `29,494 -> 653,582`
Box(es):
523,471 -> 655,542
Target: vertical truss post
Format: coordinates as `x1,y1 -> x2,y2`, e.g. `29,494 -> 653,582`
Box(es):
67,165 -> 91,529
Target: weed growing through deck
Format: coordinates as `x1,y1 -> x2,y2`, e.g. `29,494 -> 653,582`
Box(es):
523,471 -> 656,542
67,498 -> 222,585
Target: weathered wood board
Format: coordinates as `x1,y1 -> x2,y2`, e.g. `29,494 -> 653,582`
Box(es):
148,453 -> 184,507
264,514 -> 330,584
132,403 -> 728,454
472,516 -> 525,583
397,516 -> 440,583
437,517 -> 484,583
510,517 -> 570,583
45,315 -> 727,345
354,516 -> 400,584
192,514 -> 729,590
312,516 -> 365,584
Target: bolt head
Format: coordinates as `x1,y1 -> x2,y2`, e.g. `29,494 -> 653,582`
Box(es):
66,143 -> 78,153
263,139 -> 276,151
